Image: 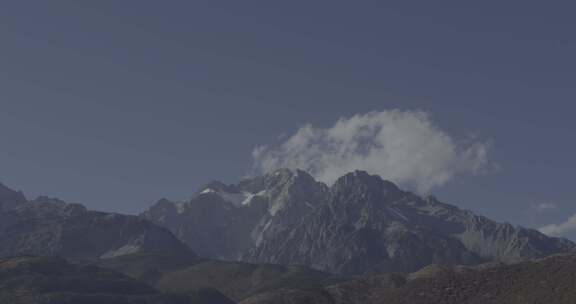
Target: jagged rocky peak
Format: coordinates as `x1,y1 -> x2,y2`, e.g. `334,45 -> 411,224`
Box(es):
184,168 -> 327,211
330,170 -> 403,208
189,170 -> 403,214
155,197 -> 177,209
196,182 -> 256,208
0,182 -> 27,211
257,169 -> 329,215
238,168 -> 318,193
140,169 -> 331,260
19,196 -> 88,218
143,170 -> 575,274
332,170 -> 400,192
198,180 -> 240,194
144,198 -> 181,218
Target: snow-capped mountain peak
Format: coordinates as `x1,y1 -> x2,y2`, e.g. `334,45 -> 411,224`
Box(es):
199,187 -> 256,207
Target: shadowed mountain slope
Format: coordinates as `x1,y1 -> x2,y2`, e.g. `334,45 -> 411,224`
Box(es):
240,253 -> 576,304
0,184 -> 193,260
0,255 -> 235,304
95,252 -> 339,303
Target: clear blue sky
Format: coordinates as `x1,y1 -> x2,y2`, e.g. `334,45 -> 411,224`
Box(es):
1,1 -> 575,237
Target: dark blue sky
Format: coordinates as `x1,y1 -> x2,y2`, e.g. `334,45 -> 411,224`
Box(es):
1,2 -> 575,236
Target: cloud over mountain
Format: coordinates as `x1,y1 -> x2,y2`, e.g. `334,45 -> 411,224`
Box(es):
252,110 -> 491,192
540,214 -> 576,237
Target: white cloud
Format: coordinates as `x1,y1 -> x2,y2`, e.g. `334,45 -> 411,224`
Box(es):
539,214 -> 576,237
252,110 -> 492,192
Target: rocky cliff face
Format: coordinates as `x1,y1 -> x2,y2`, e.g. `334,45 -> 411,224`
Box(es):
246,171 -> 574,273
142,169 -> 328,260
0,186 -> 193,260
143,169 -> 574,274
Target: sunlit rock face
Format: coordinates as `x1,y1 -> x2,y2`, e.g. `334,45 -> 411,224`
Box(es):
143,169 -> 574,274
142,169 -> 328,260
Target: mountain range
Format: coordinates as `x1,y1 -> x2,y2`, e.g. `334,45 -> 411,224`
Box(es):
0,183 -> 191,259
142,169 -> 574,274
1,170 -> 575,303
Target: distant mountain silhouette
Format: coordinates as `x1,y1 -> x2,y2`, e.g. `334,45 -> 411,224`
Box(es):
0,185 -> 193,260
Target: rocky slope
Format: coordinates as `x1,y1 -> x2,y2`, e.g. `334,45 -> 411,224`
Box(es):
94,252 -> 340,303
0,184 -> 193,260
96,251 -> 576,304
0,255 -> 234,304
380,253 -> 576,304
238,253 -> 576,304
7,251 -> 576,304
143,169 -> 574,274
